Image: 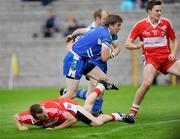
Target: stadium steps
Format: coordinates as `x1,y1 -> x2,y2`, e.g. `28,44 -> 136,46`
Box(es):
0,0 -> 180,87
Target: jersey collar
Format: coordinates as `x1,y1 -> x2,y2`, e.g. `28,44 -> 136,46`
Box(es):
147,16 -> 162,28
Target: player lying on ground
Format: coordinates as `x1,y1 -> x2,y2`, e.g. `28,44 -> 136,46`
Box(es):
14,97 -> 134,131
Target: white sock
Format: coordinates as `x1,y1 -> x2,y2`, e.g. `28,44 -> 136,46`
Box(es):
132,104 -> 140,109
111,113 -> 123,121
96,83 -> 105,92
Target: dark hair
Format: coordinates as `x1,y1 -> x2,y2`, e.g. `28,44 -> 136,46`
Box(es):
30,104 -> 43,119
104,14 -> 123,27
146,0 -> 162,13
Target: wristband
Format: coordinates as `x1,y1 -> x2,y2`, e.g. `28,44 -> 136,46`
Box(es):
110,52 -> 115,59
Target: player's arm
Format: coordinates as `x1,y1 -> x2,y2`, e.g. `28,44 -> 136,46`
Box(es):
101,43 -> 111,62
110,41 -> 120,58
169,38 -> 179,60
13,114 -> 29,131
47,112 -> 77,130
65,28 -> 87,42
125,37 -> 144,50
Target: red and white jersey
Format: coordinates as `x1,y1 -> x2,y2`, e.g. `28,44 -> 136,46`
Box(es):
129,16 -> 176,57
16,98 -> 79,126
16,110 -> 36,125
51,97 -> 79,116
40,100 -> 68,125
39,98 -> 80,126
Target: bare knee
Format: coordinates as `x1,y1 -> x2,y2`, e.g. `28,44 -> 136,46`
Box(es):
90,121 -> 103,127
83,105 -> 91,113
141,80 -> 152,90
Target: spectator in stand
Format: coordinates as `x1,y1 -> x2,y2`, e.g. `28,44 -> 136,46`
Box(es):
120,0 -> 134,11
41,9 -> 60,38
63,12 -> 85,37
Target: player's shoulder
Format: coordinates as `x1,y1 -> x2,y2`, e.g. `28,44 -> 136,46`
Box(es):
161,17 -> 171,24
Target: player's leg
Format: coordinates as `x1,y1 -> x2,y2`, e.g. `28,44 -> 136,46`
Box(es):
62,51 -> 84,98
76,79 -> 96,99
130,64 -> 157,118
62,78 -> 80,98
167,59 -> 180,76
60,87 -> 87,99
96,112 -> 135,125
76,106 -> 134,127
85,79 -> 104,116
83,82 -> 105,112
60,79 -> 104,116
86,66 -> 109,81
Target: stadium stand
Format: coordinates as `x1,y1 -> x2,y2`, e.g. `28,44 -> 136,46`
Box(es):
0,0 -> 180,87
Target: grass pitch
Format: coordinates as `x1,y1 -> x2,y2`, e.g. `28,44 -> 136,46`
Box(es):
0,85 -> 180,139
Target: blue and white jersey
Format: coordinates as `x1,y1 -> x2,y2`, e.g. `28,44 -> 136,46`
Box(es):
86,21 -> 98,32
72,26 -> 112,62
87,21 -> 119,42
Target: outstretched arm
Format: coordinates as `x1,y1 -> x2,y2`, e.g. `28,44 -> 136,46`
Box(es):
13,115 -> 28,131
65,28 -> 87,42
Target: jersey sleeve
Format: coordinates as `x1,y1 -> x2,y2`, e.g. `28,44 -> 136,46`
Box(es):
101,31 -> 112,48
112,34 -> 119,42
16,111 -> 34,125
129,23 -> 141,40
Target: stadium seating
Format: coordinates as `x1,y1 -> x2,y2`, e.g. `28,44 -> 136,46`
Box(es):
0,0 -> 180,87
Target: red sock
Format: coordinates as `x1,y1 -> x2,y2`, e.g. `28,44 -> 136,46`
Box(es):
93,88 -> 102,96
130,104 -> 139,117
109,114 -> 115,121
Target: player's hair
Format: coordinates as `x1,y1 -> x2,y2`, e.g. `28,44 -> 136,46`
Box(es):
93,9 -> 105,19
30,104 -> 43,119
146,0 -> 162,13
104,14 -> 123,26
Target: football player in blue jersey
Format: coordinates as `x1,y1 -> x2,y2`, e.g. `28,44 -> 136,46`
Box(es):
62,9 -> 121,116
62,14 -> 122,114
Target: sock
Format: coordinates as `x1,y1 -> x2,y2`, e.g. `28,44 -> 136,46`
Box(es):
76,89 -> 87,100
109,113 -> 123,121
96,83 -> 105,92
93,83 -> 105,96
91,97 -> 103,114
130,104 -> 139,117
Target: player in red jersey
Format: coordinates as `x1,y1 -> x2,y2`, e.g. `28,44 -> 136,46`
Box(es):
125,0 -> 180,118
14,97 -> 134,131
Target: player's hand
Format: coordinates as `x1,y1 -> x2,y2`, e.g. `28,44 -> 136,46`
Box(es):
65,35 -> 73,43
168,53 -> 176,61
19,126 -> 28,131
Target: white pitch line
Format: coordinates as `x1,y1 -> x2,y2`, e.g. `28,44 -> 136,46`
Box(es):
73,119 -> 180,138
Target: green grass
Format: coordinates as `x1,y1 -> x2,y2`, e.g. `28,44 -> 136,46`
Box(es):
0,85 -> 180,139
